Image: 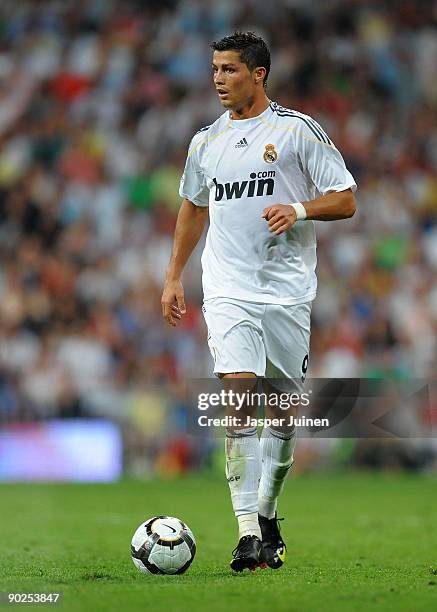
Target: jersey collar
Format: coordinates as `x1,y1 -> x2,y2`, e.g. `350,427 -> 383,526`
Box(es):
228,103 -> 273,130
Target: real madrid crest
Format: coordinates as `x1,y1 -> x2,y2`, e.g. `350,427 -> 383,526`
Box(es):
263,143 -> 278,164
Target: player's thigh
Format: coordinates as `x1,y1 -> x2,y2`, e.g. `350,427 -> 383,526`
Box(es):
263,301 -> 312,391
202,298 -> 266,377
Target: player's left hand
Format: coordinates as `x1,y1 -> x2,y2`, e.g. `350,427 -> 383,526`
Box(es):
262,204 -> 297,235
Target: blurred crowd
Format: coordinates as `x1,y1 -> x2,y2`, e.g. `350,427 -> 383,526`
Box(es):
0,0 -> 436,472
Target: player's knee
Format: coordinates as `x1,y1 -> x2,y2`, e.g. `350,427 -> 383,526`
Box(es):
220,372 -> 258,378
274,459 -> 294,479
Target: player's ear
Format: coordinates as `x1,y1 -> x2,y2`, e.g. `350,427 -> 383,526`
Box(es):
253,67 -> 266,85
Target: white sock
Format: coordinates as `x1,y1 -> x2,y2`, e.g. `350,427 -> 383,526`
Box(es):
237,512 -> 261,539
225,427 -> 262,539
258,426 -> 296,519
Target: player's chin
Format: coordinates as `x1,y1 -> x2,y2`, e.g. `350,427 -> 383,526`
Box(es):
217,96 -> 233,108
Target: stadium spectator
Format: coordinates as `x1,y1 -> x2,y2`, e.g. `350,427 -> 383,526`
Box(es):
0,0 -> 435,470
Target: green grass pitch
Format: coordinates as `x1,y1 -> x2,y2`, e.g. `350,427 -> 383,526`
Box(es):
0,472 -> 436,611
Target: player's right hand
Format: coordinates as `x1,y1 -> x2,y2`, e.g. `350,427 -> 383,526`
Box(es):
161,279 -> 186,327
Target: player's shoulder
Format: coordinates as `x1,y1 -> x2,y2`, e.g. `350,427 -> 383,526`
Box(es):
269,101 -> 319,125
269,101 -> 333,145
188,124 -> 212,153
194,123 -> 213,137
189,112 -> 229,149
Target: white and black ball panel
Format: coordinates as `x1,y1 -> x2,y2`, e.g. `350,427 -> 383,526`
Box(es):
148,539 -> 192,574
131,531 -> 162,575
131,516 -> 196,575
149,516 -> 185,542
132,556 -> 156,575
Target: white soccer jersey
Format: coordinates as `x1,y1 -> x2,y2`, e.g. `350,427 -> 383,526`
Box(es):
179,101 -> 357,305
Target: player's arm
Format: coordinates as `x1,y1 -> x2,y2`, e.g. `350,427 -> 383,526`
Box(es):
162,198 -> 208,326
262,188 -> 356,235
301,188 -> 356,220
263,119 -> 357,235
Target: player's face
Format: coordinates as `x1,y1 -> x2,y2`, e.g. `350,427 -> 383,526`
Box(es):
212,50 -> 258,110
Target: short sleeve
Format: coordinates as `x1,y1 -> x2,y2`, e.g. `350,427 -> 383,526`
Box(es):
297,118 -> 357,196
179,136 -> 210,207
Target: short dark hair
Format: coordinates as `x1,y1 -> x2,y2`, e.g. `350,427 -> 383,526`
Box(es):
211,31 -> 271,87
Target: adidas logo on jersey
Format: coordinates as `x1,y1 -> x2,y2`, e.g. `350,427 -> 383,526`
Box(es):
213,171 -> 275,201
235,138 -> 248,148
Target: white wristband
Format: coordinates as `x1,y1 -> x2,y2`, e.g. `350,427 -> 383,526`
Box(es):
291,202 -> 307,221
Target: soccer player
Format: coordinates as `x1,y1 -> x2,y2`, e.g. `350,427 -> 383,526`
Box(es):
162,32 -> 357,572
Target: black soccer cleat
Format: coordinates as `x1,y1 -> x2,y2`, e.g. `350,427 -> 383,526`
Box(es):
230,535 -> 267,572
258,514 -> 286,569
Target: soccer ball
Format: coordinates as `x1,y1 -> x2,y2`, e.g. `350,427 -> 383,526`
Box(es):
131,515 -> 196,575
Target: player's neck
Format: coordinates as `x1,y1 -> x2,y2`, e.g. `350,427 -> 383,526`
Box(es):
229,95 -> 270,121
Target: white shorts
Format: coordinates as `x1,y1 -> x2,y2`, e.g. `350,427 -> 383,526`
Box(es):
202,298 -> 312,391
